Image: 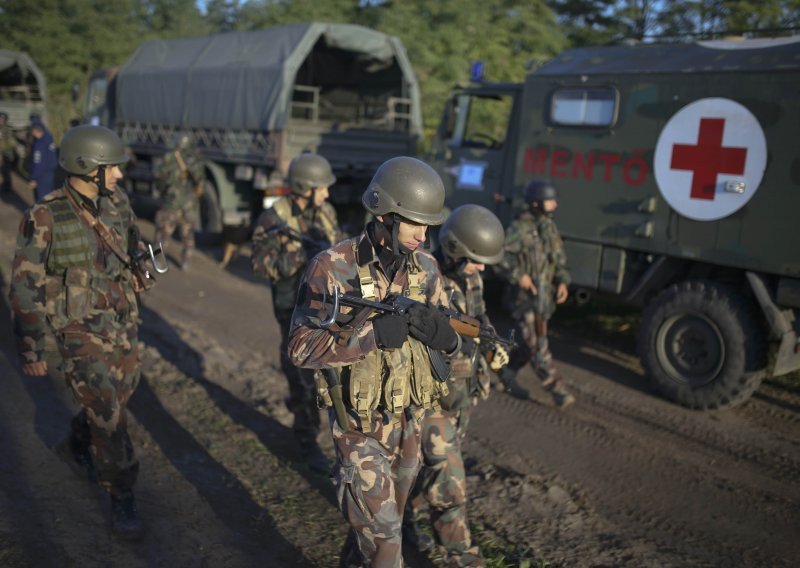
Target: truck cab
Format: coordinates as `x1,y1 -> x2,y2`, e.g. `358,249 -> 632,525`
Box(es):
431,38 -> 800,410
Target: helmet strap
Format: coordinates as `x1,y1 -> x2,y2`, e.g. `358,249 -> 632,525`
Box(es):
97,166 -> 112,197
74,166 -> 109,196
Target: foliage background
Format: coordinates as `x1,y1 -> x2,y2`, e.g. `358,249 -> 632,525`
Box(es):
1,0 -> 798,142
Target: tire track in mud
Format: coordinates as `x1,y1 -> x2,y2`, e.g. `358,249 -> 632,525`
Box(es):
468,362 -> 800,568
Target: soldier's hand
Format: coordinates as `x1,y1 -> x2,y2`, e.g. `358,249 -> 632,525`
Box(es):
519,274 -> 537,295
22,361 -> 47,376
373,313 -> 409,349
489,345 -> 510,371
556,282 -> 569,304
407,303 -> 459,353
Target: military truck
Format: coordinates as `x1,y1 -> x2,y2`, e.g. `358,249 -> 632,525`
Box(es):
0,49 -> 48,135
85,22 -> 422,235
428,37 -> 800,410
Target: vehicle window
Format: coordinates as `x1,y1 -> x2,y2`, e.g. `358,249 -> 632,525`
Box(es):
447,93 -> 513,150
550,87 -> 616,126
86,79 -> 109,116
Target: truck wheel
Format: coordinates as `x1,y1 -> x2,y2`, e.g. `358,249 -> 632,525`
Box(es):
637,281 -> 766,410
197,179 -> 223,245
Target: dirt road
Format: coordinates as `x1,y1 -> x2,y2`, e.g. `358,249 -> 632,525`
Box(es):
1,180 -> 798,567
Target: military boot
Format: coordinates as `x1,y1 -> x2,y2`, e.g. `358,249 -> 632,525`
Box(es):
110,492 -> 144,541
499,368 -> 529,400
53,435 -> 96,483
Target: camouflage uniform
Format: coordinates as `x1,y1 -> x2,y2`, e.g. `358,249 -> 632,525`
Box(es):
10,183 -> 142,497
251,196 -> 342,447
154,146 -> 205,266
288,222 -> 452,567
408,253 -> 492,567
500,211 -> 571,395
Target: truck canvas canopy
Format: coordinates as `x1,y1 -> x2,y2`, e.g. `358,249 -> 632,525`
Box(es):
115,22 -> 422,135
0,49 -> 48,128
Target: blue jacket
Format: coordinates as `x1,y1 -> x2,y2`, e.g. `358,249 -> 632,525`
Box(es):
30,128 -> 58,201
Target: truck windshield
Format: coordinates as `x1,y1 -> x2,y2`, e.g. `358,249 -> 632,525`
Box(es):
447,93 -> 513,150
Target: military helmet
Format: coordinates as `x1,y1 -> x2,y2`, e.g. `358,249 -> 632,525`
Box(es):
288,153 -> 336,194
440,204 -> 505,265
524,179 -> 558,203
59,125 -> 128,175
173,132 -> 192,149
0,111 -> 8,121
362,156 -> 447,226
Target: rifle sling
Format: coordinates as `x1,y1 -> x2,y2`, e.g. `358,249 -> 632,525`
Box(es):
64,188 -> 133,268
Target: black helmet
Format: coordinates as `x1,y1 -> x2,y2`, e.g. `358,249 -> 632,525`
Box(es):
439,204 -> 505,264
59,125 -> 128,175
524,179 -> 558,204
362,156 -> 446,226
288,153 -> 336,195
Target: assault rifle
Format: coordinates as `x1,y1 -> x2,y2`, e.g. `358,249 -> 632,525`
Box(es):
319,285 -> 515,350
127,225 -> 169,291
267,224 -> 330,255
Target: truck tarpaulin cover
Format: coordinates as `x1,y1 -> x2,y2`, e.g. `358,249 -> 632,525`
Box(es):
0,49 -> 47,98
115,22 -> 421,133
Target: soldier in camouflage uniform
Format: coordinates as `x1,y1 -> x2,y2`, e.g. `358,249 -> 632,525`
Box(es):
405,204 -> 509,567
154,133 -> 205,270
1,111 -> 17,194
9,125 -> 150,540
288,156 -> 461,567
251,153 -> 343,472
498,179 -> 574,408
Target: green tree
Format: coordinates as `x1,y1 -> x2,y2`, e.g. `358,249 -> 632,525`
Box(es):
547,0 -> 620,46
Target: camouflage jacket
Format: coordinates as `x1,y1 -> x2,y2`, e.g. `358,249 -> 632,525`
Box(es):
499,211 -> 570,291
156,147 -> 205,211
10,184 -> 141,364
251,196 -> 342,314
288,224 -> 452,429
438,256 -> 495,408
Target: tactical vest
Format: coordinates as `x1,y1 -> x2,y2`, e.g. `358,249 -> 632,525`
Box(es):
41,189 -> 136,329
340,242 -> 446,432
272,196 -> 339,244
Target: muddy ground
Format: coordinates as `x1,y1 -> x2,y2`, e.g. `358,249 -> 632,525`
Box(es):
1,177 -> 798,568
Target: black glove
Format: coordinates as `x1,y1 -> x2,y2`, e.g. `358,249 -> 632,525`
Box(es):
372,313 -> 409,349
407,303 -> 458,352
460,336 -> 476,356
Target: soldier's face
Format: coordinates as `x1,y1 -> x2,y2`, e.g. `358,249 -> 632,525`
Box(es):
542,198 -> 558,213
463,261 -> 485,275
312,186 -> 329,207
103,165 -> 124,191
395,219 -> 427,252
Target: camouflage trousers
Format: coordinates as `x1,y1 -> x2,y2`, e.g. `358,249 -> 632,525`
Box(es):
277,313 -> 320,446
512,309 -> 567,393
409,406 -> 483,567
57,323 -> 141,496
331,406 -> 423,568
155,205 -> 196,265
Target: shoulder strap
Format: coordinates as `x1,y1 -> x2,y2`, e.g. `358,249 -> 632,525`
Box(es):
353,239 -> 376,301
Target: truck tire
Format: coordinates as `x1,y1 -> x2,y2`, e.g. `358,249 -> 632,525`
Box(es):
197,179 -> 223,245
637,280 -> 766,410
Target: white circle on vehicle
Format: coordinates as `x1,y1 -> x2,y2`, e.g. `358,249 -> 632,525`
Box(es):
653,98 -> 766,221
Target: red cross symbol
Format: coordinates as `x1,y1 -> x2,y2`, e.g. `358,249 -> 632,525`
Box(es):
670,118 -> 748,200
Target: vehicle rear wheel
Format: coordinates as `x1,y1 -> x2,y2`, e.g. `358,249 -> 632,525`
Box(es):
637,280 -> 767,410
